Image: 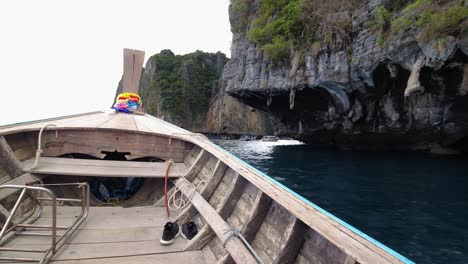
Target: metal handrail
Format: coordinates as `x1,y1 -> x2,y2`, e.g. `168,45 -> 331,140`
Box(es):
0,182 -> 89,264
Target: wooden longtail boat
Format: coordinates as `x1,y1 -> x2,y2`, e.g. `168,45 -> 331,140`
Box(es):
0,50 -> 414,264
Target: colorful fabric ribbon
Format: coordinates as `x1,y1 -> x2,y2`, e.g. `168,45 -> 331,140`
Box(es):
112,92 -> 142,113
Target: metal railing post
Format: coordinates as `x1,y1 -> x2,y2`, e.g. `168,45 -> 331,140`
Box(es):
0,188 -> 27,240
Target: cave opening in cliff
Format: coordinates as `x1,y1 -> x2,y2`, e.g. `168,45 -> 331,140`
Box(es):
419,64 -> 464,96
439,63 -> 465,97
372,62 -> 410,98
296,88 -> 330,112
419,67 -> 441,94
372,62 -> 411,125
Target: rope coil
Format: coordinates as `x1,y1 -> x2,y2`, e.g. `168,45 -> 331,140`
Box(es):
163,160 -> 206,221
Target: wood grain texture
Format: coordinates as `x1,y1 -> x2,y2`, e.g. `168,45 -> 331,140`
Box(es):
0,112 -> 189,138
39,129 -> 191,162
0,136 -> 23,178
175,178 -> 258,264
176,161 -> 227,224
122,49 -> 145,94
185,149 -> 211,181
0,110 -> 407,264
50,251 -> 207,264
293,228 -> 349,264
0,112 -> 101,136
185,225 -> 216,251
22,157 -> 186,178
0,173 -> 39,200
177,135 -> 404,264
272,217 -> 307,264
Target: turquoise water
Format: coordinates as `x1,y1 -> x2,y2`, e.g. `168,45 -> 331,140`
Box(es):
213,139 -> 468,264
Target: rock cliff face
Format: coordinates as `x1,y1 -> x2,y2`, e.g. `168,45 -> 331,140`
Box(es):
224,0 -> 468,153
117,50 -> 273,134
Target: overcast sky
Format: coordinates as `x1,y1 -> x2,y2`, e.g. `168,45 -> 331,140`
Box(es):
0,0 -> 232,125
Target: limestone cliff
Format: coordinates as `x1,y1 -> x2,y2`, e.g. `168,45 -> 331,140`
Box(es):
225,0 -> 468,153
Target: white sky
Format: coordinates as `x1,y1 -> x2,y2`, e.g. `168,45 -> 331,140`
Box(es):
0,0 -> 232,125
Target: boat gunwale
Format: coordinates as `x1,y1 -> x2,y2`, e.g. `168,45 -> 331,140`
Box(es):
178,134 -> 415,264
0,113 -> 414,264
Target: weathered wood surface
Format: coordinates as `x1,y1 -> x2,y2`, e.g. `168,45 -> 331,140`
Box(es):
0,112 -> 101,135
0,173 -> 39,201
0,112 -> 189,137
176,160 -> 227,224
184,166 -> 241,252
0,136 -> 23,178
22,157 -> 186,178
177,135 -> 406,264
3,133 -> 36,162
39,129 -> 191,162
4,206 -> 210,263
217,185 -> 272,264
294,228 -> 352,264
185,149 -> 211,181
51,251 -> 206,264
122,49 -> 145,94
0,109 -> 409,263
175,178 -> 258,264
50,251 -> 207,264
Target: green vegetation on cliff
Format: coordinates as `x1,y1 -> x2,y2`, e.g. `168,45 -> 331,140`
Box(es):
140,50 -> 227,123
367,0 -> 467,44
231,0 -> 363,60
231,0 -> 467,59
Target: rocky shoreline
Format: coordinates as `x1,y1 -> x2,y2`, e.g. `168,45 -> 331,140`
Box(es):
222,0 -> 468,154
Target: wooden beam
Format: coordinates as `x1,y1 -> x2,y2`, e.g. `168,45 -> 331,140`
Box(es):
0,136 -> 23,178
216,173 -> 246,218
175,178 -> 258,264
183,172 -> 245,251
154,149 -> 210,207
122,49 -> 145,94
185,225 -> 216,251
240,192 -> 271,242
176,160 -> 227,224
272,217 -> 307,264
185,149 -> 211,181
218,189 -> 272,264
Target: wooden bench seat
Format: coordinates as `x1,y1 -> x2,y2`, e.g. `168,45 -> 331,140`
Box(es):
22,157 -> 186,178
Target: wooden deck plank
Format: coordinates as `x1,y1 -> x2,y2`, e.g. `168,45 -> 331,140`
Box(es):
0,112 -> 190,139
22,157 -> 186,178
4,240 -> 186,261
2,206 -> 195,263
0,112 -> 102,136
49,250 -> 207,264
98,113 -> 138,131
58,113 -> 116,128
7,227 -> 162,245
31,206 -> 177,218
25,212 -> 170,230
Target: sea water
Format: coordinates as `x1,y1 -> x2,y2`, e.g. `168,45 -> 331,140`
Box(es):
212,139 -> 468,264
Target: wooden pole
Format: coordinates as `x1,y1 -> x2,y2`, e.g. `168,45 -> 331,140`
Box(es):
122,49 -> 145,93
0,136 -> 23,178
